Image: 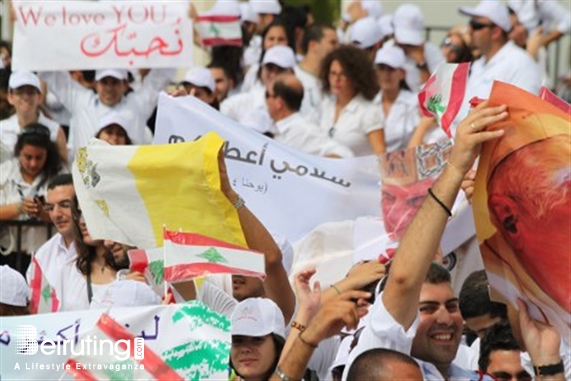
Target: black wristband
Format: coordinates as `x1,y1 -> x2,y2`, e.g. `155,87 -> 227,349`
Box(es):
428,188 -> 452,217
534,360 -> 564,376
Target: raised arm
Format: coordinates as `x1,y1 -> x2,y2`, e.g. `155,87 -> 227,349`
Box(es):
383,102 -> 508,329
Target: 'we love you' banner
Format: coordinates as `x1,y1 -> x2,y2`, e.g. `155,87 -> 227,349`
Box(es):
12,1 -> 193,71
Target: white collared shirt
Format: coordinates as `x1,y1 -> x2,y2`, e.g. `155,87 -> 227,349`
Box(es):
293,66 -> 323,121
220,85 -> 275,134
373,90 -> 420,152
274,112 -> 354,158
0,113 -> 60,161
317,94 -> 383,156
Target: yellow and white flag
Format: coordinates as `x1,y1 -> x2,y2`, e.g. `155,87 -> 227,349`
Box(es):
72,132 -> 246,249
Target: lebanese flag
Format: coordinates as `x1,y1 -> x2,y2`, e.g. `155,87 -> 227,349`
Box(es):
196,14 -> 242,47
539,86 -> 571,114
29,256 -> 59,314
128,248 -> 175,303
418,62 -> 470,138
65,313 -> 183,380
163,230 -> 266,282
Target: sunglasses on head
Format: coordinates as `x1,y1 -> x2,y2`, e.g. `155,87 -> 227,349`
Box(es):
441,37 -> 465,54
469,19 -> 496,31
21,125 -> 50,137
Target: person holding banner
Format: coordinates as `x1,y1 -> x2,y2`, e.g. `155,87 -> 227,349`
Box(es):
317,45 -> 385,156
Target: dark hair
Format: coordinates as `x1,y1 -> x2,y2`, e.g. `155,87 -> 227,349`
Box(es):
0,40 -> 12,57
425,262 -> 451,284
211,46 -> 244,86
301,23 -> 335,55
47,173 -> 73,190
273,80 -> 303,111
320,45 -> 379,100
71,196 -> 116,276
230,333 -> 285,381
478,320 -> 521,371
444,32 -> 473,63
81,70 -> 96,83
207,61 -> 235,84
280,5 -> 308,52
95,125 -> 133,145
14,123 -> 62,188
347,348 -> 420,380
459,270 -> 507,320
0,303 -> 29,316
257,20 -> 292,81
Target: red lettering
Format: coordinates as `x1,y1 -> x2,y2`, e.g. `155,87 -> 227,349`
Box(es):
112,5 -> 124,24
68,14 -> 80,25
149,5 -> 167,23
127,5 -> 149,24
17,6 -> 42,26
45,14 -> 56,26
93,13 -> 105,25
62,6 -> 67,26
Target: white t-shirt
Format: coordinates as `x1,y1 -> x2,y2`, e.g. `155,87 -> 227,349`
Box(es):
220,85 -> 275,134
293,66 -> 323,121
373,90 -> 420,152
58,258 -> 113,311
317,94 -> 383,156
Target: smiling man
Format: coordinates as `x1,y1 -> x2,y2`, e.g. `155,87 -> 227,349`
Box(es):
26,174 -> 76,304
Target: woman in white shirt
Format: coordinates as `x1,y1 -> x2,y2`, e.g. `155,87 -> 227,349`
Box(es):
373,46 -> 420,152
317,45 -> 385,156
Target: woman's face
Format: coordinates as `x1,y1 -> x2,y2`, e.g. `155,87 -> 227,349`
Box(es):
8,86 -> 41,115
18,144 -> 47,180
231,334 -> 276,380
78,211 -> 100,246
328,60 -> 355,98
97,124 -> 128,146
263,26 -> 288,50
440,35 -> 465,63
376,64 -> 405,92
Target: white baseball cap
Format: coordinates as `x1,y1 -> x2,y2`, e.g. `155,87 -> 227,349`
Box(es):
182,67 -> 216,92
231,298 -> 286,339
374,45 -> 406,69
207,0 -> 241,17
240,2 -> 258,24
90,280 -> 162,309
362,1 -> 384,20
9,71 -> 41,92
97,111 -> 132,132
459,1 -> 511,33
393,4 -> 425,46
250,0 -> 282,15
378,14 -> 394,38
262,45 -> 296,69
95,69 -> 128,82
350,17 -> 384,49
0,265 -> 29,307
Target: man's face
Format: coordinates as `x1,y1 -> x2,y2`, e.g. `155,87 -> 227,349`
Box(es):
382,178 -> 433,240
486,350 -> 531,381
19,144 -> 47,180
468,17 -> 496,54
464,313 -> 502,339
96,76 -> 124,107
232,275 -> 264,301
45,185 -> 75,242
209,68 -> 232,101
315,29 -> 339,59
103,240 -> 133,269
8,86 -> 41,114
265,83 -> 279,120
411,282 -> 463,367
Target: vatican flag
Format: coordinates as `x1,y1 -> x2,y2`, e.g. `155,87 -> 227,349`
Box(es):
72,132 -> 246,249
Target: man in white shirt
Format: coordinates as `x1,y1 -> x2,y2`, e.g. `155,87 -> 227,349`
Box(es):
26,174 -> 76,302
266,73 -> 353,158
295,24 -> 339,120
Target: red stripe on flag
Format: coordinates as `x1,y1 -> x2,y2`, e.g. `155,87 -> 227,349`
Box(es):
441,62 -> 470,136
418,74 -> 437,118
202,37 -> 243,47
51,288 -> 59,312
128,249 -> 150,274
29,256 -> 42,314
197,15 -> 240,22
65,359 -> 98,380
97,314 -> 183,380
164,231 -> 254,252
164,262 -> 266,281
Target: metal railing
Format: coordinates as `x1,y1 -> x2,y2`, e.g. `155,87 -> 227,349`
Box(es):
1,220 -> 54,272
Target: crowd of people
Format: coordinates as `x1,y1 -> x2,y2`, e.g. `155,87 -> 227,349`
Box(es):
0,0 -> 569,380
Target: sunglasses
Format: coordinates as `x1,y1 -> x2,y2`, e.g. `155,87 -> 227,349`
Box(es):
441,37 -> 465,54
469,19 -> 496,31
21,125 -> 50,137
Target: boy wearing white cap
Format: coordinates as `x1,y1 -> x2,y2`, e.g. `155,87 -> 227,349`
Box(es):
390,4 -> 444,93
179,67 -> 218,109
95,112 -> 134,146
0,264 -> 30,316
39,67 -> 174,158
1,71 -> 68,164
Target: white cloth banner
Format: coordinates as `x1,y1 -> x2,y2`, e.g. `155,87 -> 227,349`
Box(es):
12,1 -> 193,71
0,302 -> 230,380
153,94 -> 382,243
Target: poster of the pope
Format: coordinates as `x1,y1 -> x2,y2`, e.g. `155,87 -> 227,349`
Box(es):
473,81 -> 570,342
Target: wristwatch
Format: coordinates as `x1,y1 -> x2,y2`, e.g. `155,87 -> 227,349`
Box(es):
274,366 -> 295,381
534,360 -> 564,376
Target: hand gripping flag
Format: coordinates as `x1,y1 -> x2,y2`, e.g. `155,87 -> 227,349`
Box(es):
418,62 -> 470,138
163,229 -> 266,282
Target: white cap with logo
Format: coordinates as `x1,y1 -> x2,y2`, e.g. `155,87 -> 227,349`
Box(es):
374,45 -> 406,69
182,67 -> 216,92
262,45 -> 296,69
95,69 -> 128,82
231,297 -> 286,339
0,265 -> 29,307
9,71 -> 41,92
393,4 -> 425,46
90,280 -> 162,309
459,0 -> 511,33
250,0 -> 282,15
350,17 -> 385,49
